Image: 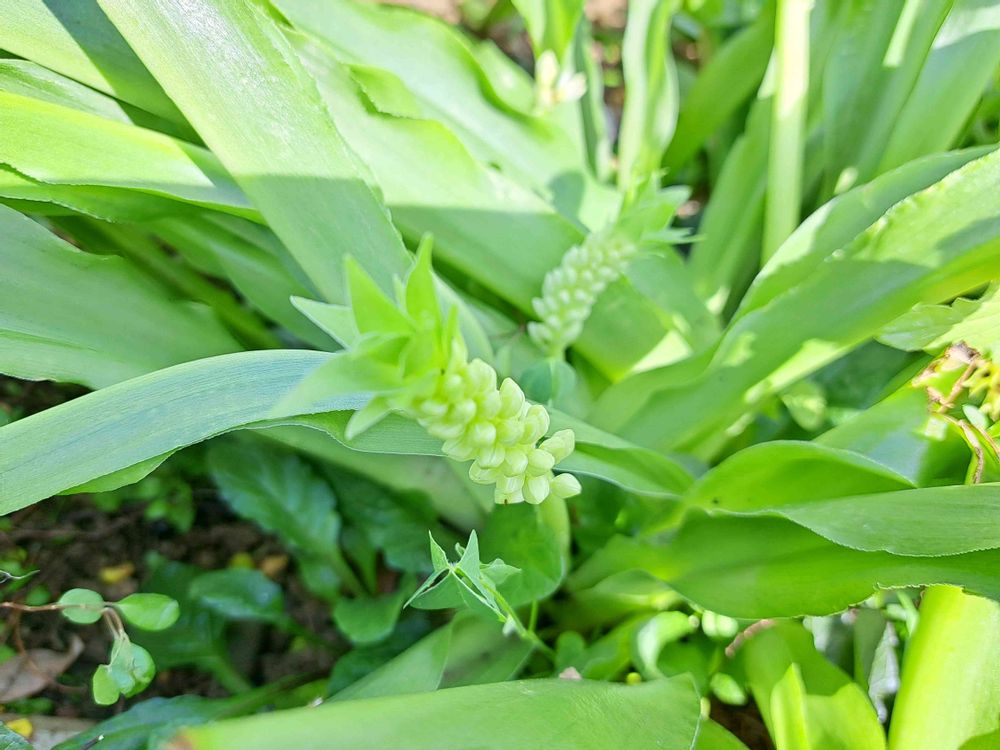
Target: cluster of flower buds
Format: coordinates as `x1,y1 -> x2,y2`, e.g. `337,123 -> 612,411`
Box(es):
395,339 -> 581,505
528,233 -> 635,356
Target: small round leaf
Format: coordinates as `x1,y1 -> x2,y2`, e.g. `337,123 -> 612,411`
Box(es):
92,665 -> 119,705
58,588 -> 105,624
115,593 -> 180,631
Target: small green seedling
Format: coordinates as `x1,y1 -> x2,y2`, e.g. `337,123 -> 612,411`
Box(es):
0,588 -> 179,705
57,589 -> 178,705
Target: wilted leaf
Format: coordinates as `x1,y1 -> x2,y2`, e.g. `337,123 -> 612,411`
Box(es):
0,637 -> 83,702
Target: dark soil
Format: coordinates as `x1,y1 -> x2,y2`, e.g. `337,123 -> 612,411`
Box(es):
1,374 -> 336,719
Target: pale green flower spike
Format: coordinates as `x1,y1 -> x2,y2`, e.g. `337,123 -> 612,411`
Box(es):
341,241 -> 581,505
528,180 -> 690,357
528,231 -> 636,357
393,337 -> 581,504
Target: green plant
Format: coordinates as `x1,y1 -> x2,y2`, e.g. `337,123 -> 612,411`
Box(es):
1,589 -> 178,705
0,0 -> 998,748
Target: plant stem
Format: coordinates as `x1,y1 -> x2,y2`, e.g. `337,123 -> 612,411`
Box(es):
763,0 -> 811,262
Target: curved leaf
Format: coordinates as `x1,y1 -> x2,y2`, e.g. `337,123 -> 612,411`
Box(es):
97,0 -> 411,303
171,676 -> 702,750
600,147 -> 1000,451
685,441 -> 914,512
569,513 -> 1000,618
776,483 -> 1000,557
0,350 -> 363,514
0,205 -> 240,387
0,91 -> 252,217
740,622 -> 886,750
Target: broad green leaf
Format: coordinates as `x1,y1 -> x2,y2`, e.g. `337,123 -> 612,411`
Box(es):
0,206 -> 240,388
0,0 -> 187,125
480,498 -> 570,606
623,250 -> 722,365
0,724 -> 34,750
153,216 -> 336,350
600,148 -> 1000,452
57,588 -> 105,624
273,0 -> 618,229
0,92 -> 252,217
693,720 -> 751,750
684,441 -> 914,512
207,439 -> 351,601
552,410 -> 694,496
889,586 -> 1000,750
54,217 -> 278,351
878,0 -> 1000,175
207,440 -> 340,560
332,623 -> 451,701
115,593 -> 180,631
171,676 -> 702,750
618,0 -> 680,188
268,423 -> 489,532
0,165 -> 194,223
741,148 -> 993,319
97,0 -> 412,302
189,569 -> 286,625
818,387 -> 970,486
0,59 -> 184,138
569,513 -> 1000,618
879,283 -> 1000,355
333,587 -> 410,646
325,470 -> 459,576
0,350 -> 364,515
740,622 -> 886,750
687,91 -> 769,314
775,483 -> 1000,557
437,614 -> 534,688
53,690 -> 284,750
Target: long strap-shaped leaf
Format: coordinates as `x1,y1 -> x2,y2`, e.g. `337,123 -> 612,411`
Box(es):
0,350 -> 363,515
96,0 -> 411,302
568,513 -> 1000,618
0,0 -> 189,127
289,36 -> 673,377
0,91 -> 253,217
169,677 -> 701,750
617,0 -> 680,189
273,0 -> 618,230
0,205 -> 241,388
597,147 -> 1000,451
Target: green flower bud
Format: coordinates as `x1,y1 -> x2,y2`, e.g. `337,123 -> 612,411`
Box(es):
540,429 -> 575,463
528,229 -> 639,356
551,473 -> 582,499
392,353 -> 580,505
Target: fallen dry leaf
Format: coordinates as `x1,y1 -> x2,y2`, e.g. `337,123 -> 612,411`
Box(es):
0,637 -> 83,702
